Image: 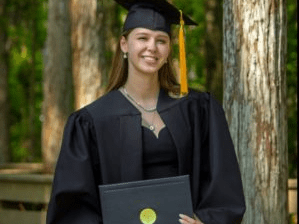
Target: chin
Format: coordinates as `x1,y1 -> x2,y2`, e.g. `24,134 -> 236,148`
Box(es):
140,68 -> 160,75
139,64 -> 164,75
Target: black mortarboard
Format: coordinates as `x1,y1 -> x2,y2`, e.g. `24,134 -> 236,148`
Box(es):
115,0 -> 198,33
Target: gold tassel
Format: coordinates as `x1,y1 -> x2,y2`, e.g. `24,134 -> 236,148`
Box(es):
179,10 -> 188,96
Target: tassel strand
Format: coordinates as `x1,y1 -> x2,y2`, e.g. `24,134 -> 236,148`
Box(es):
179,10 -> 188,96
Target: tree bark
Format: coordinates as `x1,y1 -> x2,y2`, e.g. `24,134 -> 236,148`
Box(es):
101,0 -> 120,85
0,0 -> 10,164
223,0 -> 288,223
70,0 -> 104,109
204,0 -> 223,103
42,0 -> 73,173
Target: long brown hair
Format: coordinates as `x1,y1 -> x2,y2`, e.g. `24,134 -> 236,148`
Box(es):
105,30 -> 180,95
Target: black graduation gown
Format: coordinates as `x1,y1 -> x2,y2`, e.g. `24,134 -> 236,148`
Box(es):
46,89 -> 246,224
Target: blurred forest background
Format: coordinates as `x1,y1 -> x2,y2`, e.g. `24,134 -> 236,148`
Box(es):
0,0 -> 297,177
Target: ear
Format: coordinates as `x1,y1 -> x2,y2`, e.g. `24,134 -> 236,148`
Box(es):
120,36 -> 128,53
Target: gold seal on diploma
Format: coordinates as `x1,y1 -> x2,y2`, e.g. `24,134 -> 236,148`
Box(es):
139,208 -> 157,224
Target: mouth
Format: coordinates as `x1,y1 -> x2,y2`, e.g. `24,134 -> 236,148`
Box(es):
142,56 -> 159,61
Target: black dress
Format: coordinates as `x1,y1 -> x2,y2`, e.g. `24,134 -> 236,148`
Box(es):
46,89 -> 246,224
142,126 -> 178,179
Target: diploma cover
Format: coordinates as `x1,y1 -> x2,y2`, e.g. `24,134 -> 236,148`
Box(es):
99,175 -> 193,224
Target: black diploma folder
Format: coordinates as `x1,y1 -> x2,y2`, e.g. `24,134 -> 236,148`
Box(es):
99,175 -> 193,224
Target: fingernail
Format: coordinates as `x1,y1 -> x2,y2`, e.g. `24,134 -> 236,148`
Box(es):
179,214 -> 184,218
179,219 -> 183,223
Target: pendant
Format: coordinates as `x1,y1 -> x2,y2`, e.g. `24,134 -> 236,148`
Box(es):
149,125 -> 155,131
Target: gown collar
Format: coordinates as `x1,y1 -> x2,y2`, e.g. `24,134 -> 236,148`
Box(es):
114,88 -> 188,116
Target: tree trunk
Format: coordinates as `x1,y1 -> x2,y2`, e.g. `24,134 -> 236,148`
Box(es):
101,0 -> 120,85
204,0 -> 223,104
70,0 -> 104,109
0,0 -> 10,164
42,0 -> 73,173
223,0 -> 288,223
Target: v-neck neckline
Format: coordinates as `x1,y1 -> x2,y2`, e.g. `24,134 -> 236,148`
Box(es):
142,125 -> 167,139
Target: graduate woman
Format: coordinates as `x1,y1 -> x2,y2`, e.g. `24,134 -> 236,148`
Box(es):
46,0 -> 246,223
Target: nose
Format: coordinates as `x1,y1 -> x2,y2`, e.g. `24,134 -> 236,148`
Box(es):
147,38 -> 157,52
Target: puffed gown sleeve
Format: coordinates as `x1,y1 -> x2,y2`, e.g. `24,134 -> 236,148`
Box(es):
46,108 -> 102,224
193,93 -> 246,224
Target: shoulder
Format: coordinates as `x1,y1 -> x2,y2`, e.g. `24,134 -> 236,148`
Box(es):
66,107 -> 94,129
187,88 -> 210,101
161,88 -> 216,111
85,90 -> 120,112
84,90 -> 128,117
65,91 -> 120,126
75,90 -> 140,123
183,88 -> 211,107
184,88 -> 225,115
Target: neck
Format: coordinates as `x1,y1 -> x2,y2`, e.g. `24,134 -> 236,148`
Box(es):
124,72 -> 160,106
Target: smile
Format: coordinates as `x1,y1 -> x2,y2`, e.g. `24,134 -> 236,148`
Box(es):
142,56 -> 158,61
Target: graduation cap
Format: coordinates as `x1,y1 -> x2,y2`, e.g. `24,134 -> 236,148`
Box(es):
115,0 -> 198,96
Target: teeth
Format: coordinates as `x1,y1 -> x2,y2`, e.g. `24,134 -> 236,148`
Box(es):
143,56 -> 157,60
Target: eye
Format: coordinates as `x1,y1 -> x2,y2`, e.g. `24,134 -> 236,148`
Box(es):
157,39 -> 167,44
138,36 -> 147,41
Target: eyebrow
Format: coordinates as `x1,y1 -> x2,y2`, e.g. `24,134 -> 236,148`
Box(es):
135,32 -> 169,38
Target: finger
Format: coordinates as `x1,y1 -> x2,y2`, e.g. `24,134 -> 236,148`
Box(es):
179,214 -> 196,224
179,218 -> 195,224
179,218 -> 188,224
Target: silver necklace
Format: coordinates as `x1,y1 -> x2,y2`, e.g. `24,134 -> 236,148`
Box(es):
123,87 -> 157,113
141,111 -> 156,131
149,111 -> 156,131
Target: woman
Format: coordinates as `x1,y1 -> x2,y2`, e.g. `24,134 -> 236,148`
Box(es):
46,0 -> 246,223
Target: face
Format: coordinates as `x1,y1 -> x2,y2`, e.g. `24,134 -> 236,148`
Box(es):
120,28 -> 171,76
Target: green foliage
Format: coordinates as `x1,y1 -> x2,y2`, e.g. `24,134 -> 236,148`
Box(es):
7,0 -> 47,162
286,0 -> 297,178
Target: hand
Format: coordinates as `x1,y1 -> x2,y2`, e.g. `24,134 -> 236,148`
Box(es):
179,214 -> 203,224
